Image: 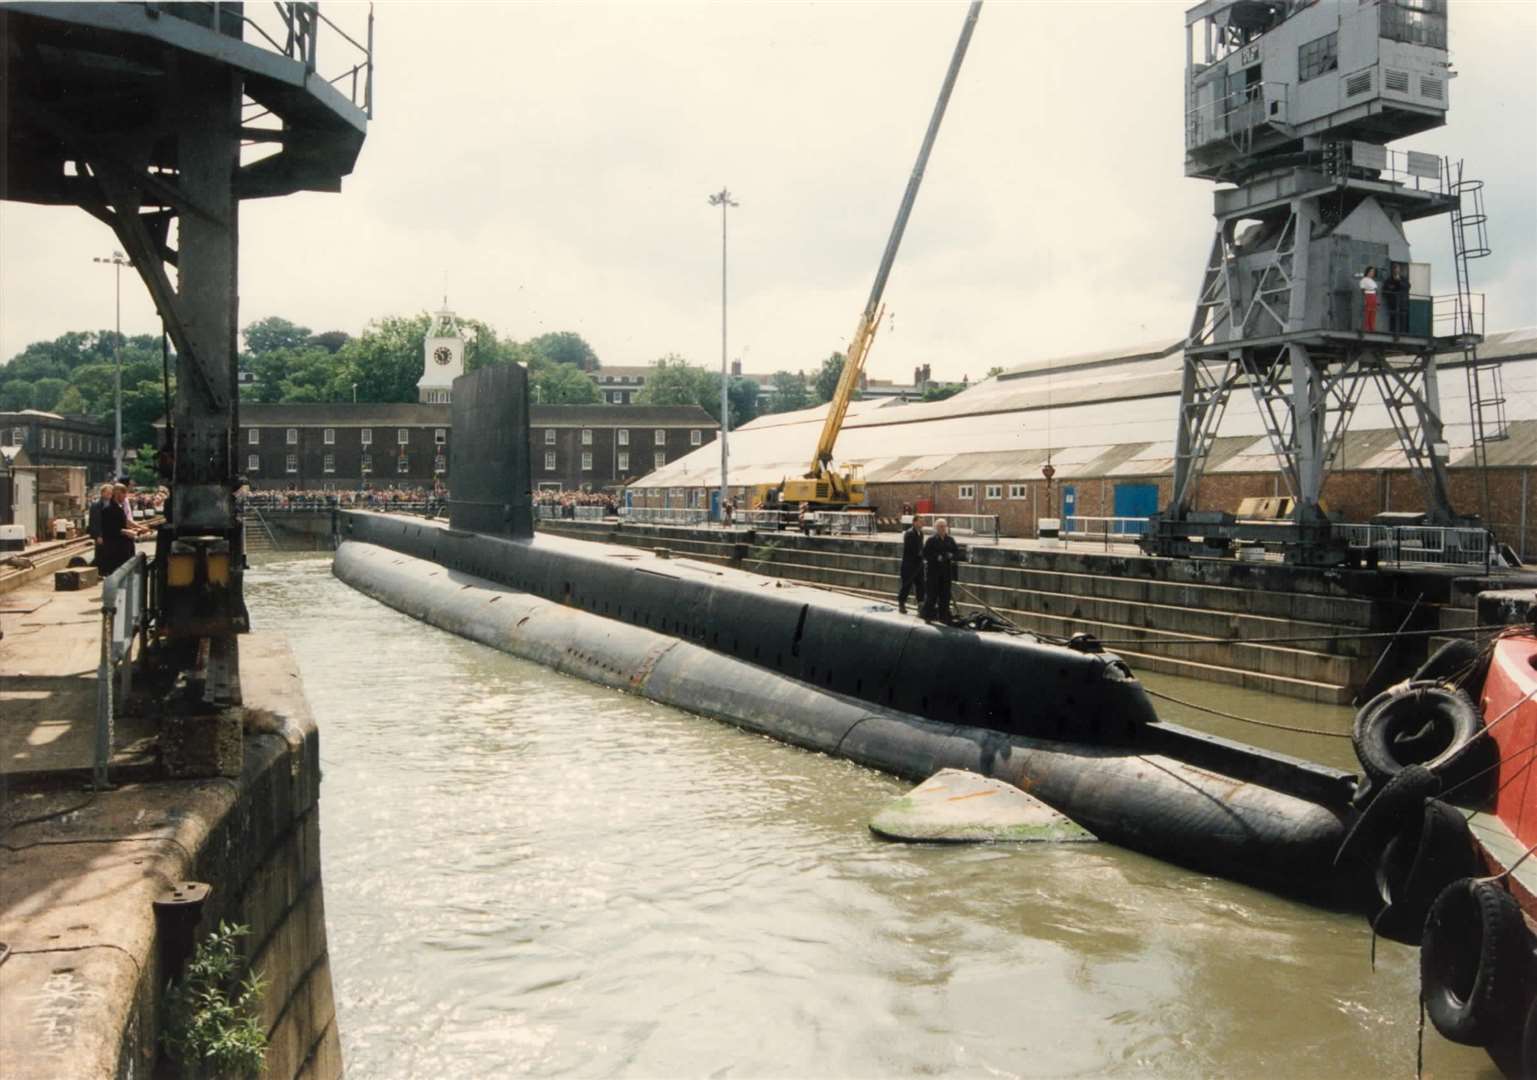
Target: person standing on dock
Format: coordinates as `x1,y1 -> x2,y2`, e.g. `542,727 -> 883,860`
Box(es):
898,516 -> 926,614
920,518 -> 959,623
1359,265 -> 1379,332
1383,263 -> 1409,334
86,483 -> 113,568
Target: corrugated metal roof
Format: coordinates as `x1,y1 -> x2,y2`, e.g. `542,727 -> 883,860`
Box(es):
632,329 -> 1537,489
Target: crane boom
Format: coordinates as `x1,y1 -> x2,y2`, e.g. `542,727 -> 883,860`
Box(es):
806,0 -> 982,478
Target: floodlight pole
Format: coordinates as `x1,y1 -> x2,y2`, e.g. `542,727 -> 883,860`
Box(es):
93,251 -> 130,477
709,187 -> 738,524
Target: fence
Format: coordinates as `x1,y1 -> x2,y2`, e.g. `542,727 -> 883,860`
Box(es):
620,507 -> 712,526
574,505 -> 610,521
1338,523 -> 1493,570
810,511 -> 877,536
1062,515 -> 1150,549
736,509 -> 795,530
936,514 -> 1000,543
95,553 -> 151,788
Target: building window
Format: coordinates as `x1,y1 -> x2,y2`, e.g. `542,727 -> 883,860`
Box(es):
1298,32 -> 1337,82
636,376 -> 645,386
1008,483 -> 1026,499
248,428 -> 259,445
397,428 -> 409,445
12,427 -> 24,444
434,454 -> 447,473
248,454 -> 260,472
544,429 -> 556,446
435,428 -> 447,445
958,484 -> 975,498
361,453 -> 372,472
581,452 -> 593,471
286,454 -> 298,473
323,428 -> 336,445
581,428 -> 593,446
360,428 -> 372,446
324,453 -> 336,473
617,429 -> 629,446
654,452 -> 666,468
985,484 -> 1002,500
286,428 -> 298,445
690,429 -> 702,446
397,455 -> 410,474
618,452 -> 629,472
654,429 -> 666,446
544,451 -> 556,471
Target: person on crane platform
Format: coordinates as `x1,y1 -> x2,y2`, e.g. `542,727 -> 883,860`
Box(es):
1359,265 -> 1379,332
1383,263 -> 1410,334
898,515 -> 926,615
920,518 -> 959,623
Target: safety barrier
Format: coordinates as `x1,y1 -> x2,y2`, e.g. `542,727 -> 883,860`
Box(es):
95,553 -> 151,788
934,513 -> 999,543
573,505 -> 610,521
1062,515 -> 1150,549
620,507 -> 713,526
1338,523 -> 1493,570
736,509 -> 794,530
810,511 -> 877,536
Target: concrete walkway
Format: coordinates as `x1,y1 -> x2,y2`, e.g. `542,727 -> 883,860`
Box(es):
1,578 -> 156,780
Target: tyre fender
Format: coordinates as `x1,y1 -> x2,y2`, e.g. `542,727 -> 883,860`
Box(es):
1420,877 -> 1531,1046
1371,799 -> 1478,945
1335,764 -> 1439,868
1413,639 -> 1489,697
1352,682 -> 1482,786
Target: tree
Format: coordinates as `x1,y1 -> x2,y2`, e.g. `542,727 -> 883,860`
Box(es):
768,370 -> 810,413
985,366 -> 1005,379
635,354 -> 708,407
0,380 -> 34,410
527,331 -> 598,371
727,378 -> 760,428
534,364 -> 600,404
334,314 -> 433,403
308,330 -> 351,354
813,352 -> 847,404
30,376 -> 69,411
243,316 -> 313,355
54,386 -> 86,415
922,382 -> 965,402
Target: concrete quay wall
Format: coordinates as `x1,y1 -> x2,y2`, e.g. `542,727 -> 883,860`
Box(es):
0,634 -> 340,1080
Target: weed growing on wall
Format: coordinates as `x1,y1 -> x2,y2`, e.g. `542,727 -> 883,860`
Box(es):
162,921 -> 268,1078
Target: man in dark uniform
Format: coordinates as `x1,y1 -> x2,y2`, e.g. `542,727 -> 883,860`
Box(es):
86,483 -> 112,568
897,516 -> 926,614
920,517 -> 959,623
1383,263 -> 1410,334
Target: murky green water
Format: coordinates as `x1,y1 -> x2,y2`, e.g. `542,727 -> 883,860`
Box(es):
247,557 -> 1494,1079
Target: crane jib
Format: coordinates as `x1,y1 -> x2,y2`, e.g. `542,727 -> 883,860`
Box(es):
806,0 -> 983,483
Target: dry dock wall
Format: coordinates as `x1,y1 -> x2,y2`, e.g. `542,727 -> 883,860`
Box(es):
0,634 -> 339,1080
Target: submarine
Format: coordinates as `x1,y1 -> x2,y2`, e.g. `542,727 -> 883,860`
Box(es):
328,364 -> 1362,902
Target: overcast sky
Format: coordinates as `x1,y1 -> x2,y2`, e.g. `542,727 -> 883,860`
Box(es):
2,1 -> 1533,385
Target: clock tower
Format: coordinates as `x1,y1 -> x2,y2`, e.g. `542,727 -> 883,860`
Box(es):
417,300 -> 467,404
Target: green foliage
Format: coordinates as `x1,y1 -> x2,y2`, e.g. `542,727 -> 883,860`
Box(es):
126,444 -> 160,488
29,376 -> 69,411
632,355 -> 758,427
161,922 -> 268,1079
922,382 -> 966,402
0,379 -> 34,410
306,330 -> 350,354
242,316 -> 312,355
984,365 -> 1005,379
526,331 -> 598,371
812,352 -> 847,404
766,370 -> 810,413
533,363 -> 600,404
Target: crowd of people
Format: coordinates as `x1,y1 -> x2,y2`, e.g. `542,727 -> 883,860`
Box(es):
237,485 -> 443,510
535,491 -> 620,517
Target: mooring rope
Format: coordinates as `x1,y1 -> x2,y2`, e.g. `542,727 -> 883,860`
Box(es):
1141,686 -> 1352,738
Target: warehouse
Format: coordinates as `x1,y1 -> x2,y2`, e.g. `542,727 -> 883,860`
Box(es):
629,328 -> 1537,558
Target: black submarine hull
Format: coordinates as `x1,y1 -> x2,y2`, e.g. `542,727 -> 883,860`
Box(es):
332,522 -> 1361,901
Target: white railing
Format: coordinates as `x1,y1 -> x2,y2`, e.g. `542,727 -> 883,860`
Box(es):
932,513 -> 1000,543
534,504 -> 561,520
808,511 -> 877,536
620,507 -> 712,526
1339,523 -> 1493,569
574,505 -> 608,521
736,509 -> 794,529
1063,515 -> 1151,549
96,554 -> 150,789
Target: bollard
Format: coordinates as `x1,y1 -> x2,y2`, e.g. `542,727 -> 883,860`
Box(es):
153,881 -> 211,987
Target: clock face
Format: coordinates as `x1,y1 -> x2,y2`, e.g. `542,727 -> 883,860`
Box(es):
433,345 -> 453,366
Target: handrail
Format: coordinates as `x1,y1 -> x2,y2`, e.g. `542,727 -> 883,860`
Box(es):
1337,523 -> 1492,570
95,553 -> 150,789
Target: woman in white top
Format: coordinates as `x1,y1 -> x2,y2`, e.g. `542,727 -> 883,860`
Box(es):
1359,265 -> 1379,332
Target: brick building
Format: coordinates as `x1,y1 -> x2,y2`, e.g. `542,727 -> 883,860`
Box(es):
532,406 -> 717,492
1,409 -> 116,485
628,329 -> 1537,559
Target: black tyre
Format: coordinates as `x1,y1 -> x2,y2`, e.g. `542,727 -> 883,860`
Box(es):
1522,995 -> 1537,1080
1414,639 -> 1491,697
1371,799 -> 1478,945
1335,764 -> 1439,868
1421,877 -> 1530,1046
1353,682 -> 1482,786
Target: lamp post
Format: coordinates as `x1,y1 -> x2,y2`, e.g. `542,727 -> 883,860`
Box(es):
93,250 -> 130,478
708,187 -> 738,525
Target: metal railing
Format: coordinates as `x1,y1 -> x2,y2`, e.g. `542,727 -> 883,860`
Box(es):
736,509 -> 795,529
620,507 -> 712,526
574,505 -> 609,521
1338,523 -> 1493,569
1063,515 -> 1151,549
808,511 -> 877,536
236,2 -> 375,117
95,554 -> 150,789
933,513 -> 1000,543
1186,81 -> 1290,152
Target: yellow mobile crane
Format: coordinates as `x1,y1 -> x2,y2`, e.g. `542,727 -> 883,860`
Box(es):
777,0 -> 982,510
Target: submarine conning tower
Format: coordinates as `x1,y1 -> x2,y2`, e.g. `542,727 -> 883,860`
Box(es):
1145,0 -> 1507,565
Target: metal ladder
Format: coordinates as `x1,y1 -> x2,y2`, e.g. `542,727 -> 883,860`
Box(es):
244,506 -> 281,553
1447,160 -> 1504,519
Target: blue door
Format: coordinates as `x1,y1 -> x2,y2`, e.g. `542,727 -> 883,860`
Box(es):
1061,485 -> 1077,531
624,489 -> 633,510
1113,483 -> 1159,534
710,489 -> 720,522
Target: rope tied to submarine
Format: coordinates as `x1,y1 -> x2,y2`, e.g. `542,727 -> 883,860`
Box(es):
1140,686 -> 1353,738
